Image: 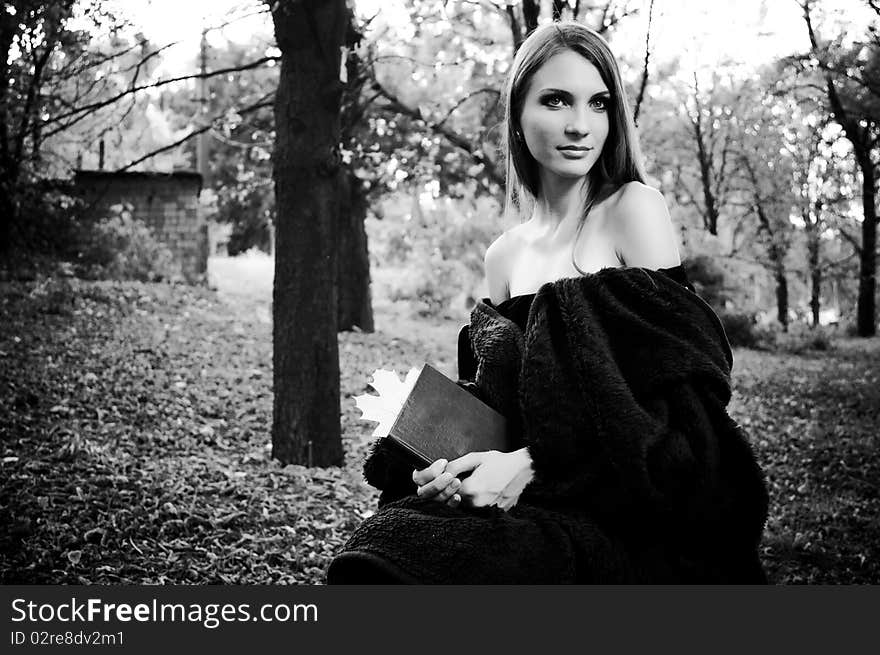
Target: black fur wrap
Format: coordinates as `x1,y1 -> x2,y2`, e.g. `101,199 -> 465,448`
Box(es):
329,267 -> 769,584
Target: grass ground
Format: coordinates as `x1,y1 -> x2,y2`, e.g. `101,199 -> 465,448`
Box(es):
1,256 -> 878,584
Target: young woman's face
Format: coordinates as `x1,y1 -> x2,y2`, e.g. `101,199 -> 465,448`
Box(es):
518,50 -> 610,184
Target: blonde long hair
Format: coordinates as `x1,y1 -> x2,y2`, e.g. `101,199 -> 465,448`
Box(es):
502,21 -> 647,273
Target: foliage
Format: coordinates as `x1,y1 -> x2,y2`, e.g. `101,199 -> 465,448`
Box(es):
1,1 -> 275,256
1,276 -> 879,584
638,51 -> 863,333
8,182 -> 85,257
719,308 -> 837,354
683,254 -> 731,309
385,253 -> 472,318
0,1 -> 145,248
718,310 -> 763,349
762,323 -> 835,355
787,0 -> 880,336
641,69 -> 746,236
367,191 -> 501,317
168,36 -> 278,254
76,204 -> 181,282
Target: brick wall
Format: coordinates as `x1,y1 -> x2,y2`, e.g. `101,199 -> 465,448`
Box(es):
74,170 -> 208,283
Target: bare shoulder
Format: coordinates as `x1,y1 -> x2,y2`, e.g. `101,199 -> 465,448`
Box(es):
607,181 -> 681,269
484,230 -> 514,304
610,180 -> 665,210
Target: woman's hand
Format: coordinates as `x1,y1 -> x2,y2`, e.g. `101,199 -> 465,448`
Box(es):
445,448 -> 534,511
413,459 -> 462,505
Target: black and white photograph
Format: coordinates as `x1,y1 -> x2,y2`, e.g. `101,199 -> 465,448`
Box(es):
1,0 -> 878,590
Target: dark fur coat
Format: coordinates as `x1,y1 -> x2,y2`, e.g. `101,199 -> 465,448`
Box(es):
328,267 -> 769,584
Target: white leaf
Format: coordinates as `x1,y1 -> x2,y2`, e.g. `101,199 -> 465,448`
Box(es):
354,366 -> 422,437
367,369 -> 406,397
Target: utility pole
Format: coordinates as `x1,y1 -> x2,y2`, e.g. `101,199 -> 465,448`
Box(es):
197,27 -> 210,185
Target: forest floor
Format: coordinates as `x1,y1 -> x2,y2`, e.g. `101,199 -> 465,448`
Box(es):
1,258 -> 879,584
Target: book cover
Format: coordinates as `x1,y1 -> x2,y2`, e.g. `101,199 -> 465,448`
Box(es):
355,363 -> 510,469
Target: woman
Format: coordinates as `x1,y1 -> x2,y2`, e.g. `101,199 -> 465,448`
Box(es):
328,21 -> 768,584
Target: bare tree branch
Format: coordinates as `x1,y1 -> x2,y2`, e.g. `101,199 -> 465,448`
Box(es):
15,20 -> 61,167
687,73 -> 721,234
48,39 -> 147,83
818,250 -> 860,272
370,75 -> 504,185
782,49 -> 880,102
506,4 -> 522,53
41,56 -> 279,135
373,54 -> 467,68
836,224 -> 864,253
595,0 -> 640,34
115,93 -> 274,173
632,0 -> 654,126
553,0 -> 565,20
435,87 -> 501,128
522,0 -> 540,34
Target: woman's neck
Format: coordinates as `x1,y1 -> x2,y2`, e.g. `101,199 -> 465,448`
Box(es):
531,174 -> 590,234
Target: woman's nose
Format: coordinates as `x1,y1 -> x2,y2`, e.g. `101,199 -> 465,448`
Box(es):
564,110 -> 590,137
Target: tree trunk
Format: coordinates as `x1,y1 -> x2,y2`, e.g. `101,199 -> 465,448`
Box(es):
773,249 -> 789,332
522,0 -> 540,34
336,11 -> 373,333
269,0 -> 346,467
802,4 -> 876,337
689,74 -> 721,236
755,198 -> 788,331
856,152 -> 877,337
807,227 -> 821,328
0,180 -> 14,254
632,0 -> 654,126
0,11 -> 16,255
692,115 -> 719,235
338,169 -> 374,332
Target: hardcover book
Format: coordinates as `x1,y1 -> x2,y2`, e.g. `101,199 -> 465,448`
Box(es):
355,363 -> 510,469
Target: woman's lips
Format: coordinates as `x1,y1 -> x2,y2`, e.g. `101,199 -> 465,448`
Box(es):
557,146 -> 593,158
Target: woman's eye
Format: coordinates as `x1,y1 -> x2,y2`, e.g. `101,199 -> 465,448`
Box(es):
542,95 -> 565,108
590,97 -> 609,111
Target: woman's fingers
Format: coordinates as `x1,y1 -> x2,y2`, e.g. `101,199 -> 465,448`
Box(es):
412,458 -> 447,486
445,451 -> 487,478
434,477 -> 461,502
416,471 -> 456,499
411,454 -> 494,505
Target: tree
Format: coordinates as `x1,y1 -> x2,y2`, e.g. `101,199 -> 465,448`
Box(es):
679,72 -> 741,236
269,0 -> 347,467
1,0 -> 79,251
640,66 -> 749,245
176,36 -> 279,255
799,0 -> 880,336
783,111 -> 845,328
336,15 -> 374,331
0,0 -> 280,256
735,93 -> 797,330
